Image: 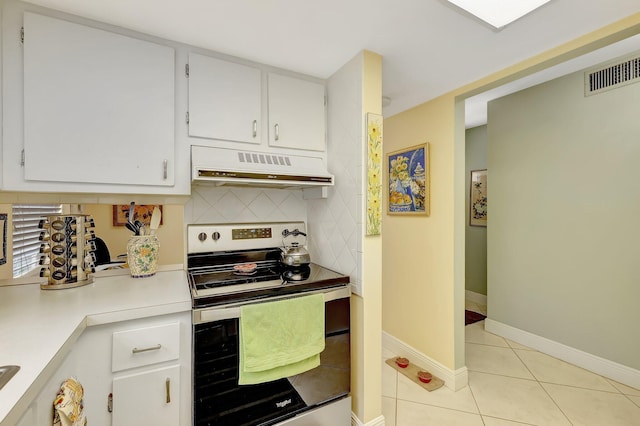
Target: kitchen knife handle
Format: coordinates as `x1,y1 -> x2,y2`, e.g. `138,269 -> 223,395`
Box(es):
165,378 -> 171,403
252,120 -> 257,138
274,123 -> 279,141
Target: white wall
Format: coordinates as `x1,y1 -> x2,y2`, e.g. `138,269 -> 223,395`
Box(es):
487,68 -> 640,371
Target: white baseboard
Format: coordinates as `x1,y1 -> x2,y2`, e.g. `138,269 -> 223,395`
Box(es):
351,413 -> 385,426
465,290 -> 487,305
382,331 -> 468,391
485,318 -> 640,390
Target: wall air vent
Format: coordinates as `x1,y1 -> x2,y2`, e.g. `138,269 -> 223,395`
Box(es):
585,53 -> 640,96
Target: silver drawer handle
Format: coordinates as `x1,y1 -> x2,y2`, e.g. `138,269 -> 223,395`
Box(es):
132,343 -> 162,354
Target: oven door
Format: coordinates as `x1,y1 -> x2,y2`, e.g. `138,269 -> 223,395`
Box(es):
193,286 -> 350,426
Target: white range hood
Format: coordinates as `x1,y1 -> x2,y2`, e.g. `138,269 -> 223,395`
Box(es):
191,145 -> 334,188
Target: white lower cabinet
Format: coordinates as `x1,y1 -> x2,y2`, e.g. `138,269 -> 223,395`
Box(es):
110,320 -> 185,425
15,405 -> 35,426
112,364 -> 180,426
28,312 -> 191,425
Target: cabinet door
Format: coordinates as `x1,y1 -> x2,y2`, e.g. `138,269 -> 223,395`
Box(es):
112,364 -> 180,426
268,73 -> 326,151
15,405 -> 35,426
188,53 -> 262,144
23,12 -> 175,186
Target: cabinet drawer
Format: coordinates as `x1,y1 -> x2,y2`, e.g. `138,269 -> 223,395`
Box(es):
112,322 -> 180,372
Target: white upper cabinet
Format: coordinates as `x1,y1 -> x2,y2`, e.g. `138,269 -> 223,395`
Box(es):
187,54 -> 326,153
188,53 -> 262,145
21,12 -> 176,188
268,73 -> 326,152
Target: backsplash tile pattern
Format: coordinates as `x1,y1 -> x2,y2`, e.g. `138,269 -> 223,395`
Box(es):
184,186 -> 307,224
307,54 -> 364,295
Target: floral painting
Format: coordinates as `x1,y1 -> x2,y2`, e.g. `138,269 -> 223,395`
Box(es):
469,169 -> 487,227
366,113 -> 383,235
0,213 -> 6,265
387,143 -> 429,215
112,205 -> 162,227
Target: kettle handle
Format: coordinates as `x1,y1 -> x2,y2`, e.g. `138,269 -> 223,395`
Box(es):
282,228 -> 307,248
282,229 -> 306,238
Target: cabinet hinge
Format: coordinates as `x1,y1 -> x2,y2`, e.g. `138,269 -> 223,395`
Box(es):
20,149 -> 25,166
185,63 -> 189,78
186,111 -> 189,124
20,26 -> 24,44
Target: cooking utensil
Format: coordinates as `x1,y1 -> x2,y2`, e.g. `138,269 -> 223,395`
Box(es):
150,207 -> 161,235
134,220 -> 145,236
125,222 -> 138,235
128,201 -> 136,228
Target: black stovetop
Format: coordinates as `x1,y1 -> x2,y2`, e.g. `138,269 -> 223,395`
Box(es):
187,248 -> 350,308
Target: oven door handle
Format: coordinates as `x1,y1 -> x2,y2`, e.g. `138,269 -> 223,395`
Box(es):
193,286 -> 350,324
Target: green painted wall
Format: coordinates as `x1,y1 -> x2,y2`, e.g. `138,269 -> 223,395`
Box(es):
487,65 -> 640,370
465,126 -> 487,296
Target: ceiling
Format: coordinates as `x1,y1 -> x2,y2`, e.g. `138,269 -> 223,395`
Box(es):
23,0 -> 640,123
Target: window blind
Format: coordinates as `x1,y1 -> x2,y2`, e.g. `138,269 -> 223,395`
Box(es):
12,204 -> 62,278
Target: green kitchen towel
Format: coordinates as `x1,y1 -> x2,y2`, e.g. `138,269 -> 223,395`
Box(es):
239,293 -> 325,385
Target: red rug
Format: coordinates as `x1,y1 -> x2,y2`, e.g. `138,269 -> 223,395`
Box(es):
465,310 -> 486,326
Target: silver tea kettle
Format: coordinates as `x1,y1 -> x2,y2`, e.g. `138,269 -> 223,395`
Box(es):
280,229 -> 311,267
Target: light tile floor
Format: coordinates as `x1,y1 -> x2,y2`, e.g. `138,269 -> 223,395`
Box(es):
382,301 -> 640,425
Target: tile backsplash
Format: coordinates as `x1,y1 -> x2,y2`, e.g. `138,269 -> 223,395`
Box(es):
308,54 -> 363,295
184,186 -> 307,224
184,174 -> 361,294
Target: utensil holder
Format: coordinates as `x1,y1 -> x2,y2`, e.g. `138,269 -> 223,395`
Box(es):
127,235 -> 159,278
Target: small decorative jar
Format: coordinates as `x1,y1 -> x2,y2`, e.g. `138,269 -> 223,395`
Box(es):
126,235 -> 159,278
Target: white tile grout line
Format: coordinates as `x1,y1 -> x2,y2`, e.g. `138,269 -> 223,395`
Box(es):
509,341 -> 575,425
386,319 -> 640,425
472,321 -> 640,424
468,324 -> 636,395
464,371 -> 485,425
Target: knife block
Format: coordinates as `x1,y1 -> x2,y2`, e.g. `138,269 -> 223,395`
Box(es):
39,214 -> 97,290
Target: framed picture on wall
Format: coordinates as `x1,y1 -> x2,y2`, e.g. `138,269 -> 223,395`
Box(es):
469,169 -> 487,227
0,213 -> 6,265
387,143 -> 429,215
112,205 -> 163,227
366,112 -> 383,235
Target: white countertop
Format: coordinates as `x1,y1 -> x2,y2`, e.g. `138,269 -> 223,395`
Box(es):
0,268 -> 192,425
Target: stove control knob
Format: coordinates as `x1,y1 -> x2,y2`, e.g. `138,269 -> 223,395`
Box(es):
212,231 -> 221,241
197,232 -> 207,242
